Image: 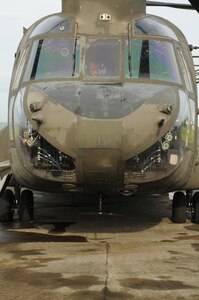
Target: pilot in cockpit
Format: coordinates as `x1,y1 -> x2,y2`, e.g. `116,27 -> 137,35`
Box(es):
85,39 -> 120,78
88,61 -> 107,76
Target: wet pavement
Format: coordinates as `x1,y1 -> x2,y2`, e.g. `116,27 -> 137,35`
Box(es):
0,192 -> 199,299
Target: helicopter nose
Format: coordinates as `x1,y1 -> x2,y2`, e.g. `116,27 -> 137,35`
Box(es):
25,82 -> 179,193
73,93 -> 176,191
26,83 -> 178,160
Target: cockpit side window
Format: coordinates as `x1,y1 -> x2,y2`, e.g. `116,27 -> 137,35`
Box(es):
84,39 -> 120,78
29,16 -> 72,38
134,16 -> 179,41
23,38 -> 79,81
125,39 -> 182,84
177,49 -> 194,94
12,47 -> 29,90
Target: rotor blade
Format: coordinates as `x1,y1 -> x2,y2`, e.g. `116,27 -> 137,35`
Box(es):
188,0 -> 199,13
146,1 -> 193,10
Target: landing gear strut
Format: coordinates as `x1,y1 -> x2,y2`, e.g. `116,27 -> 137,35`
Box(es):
172,191 -> 187,223
98,194 -> 104,215
0,184 -> 34,223
18,190 -> 34,222
171,190 -> 199,224
192,192 -> 199,224
0,189 -> 14,222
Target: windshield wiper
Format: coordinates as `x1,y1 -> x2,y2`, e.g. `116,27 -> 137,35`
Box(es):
128,23 -> 132,77
72,22 -> 78,77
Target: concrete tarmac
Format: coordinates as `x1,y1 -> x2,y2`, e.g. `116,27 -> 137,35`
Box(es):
0,192 -> 199,300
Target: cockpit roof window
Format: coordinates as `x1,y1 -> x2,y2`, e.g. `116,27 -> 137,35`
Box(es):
134,16 -> 179,41
125,39 -> 182,84
23,38 -> 79,81
29,16 -> 72,38
84,39 -> 120,79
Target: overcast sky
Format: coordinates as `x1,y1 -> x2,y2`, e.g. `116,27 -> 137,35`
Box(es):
0,0 -> 198,122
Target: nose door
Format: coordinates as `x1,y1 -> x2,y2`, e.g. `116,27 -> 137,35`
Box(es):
75,118 -> 124,193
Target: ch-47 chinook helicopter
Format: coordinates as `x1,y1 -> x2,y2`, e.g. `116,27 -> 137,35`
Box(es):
0,0 -> 199,224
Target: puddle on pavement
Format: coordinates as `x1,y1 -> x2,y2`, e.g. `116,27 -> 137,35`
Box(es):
175,235 -> 199,241
69,289 -> 131,300
119,278 -> 197,290
192,243 -> 199,252
62,275 -> 103,290
160,239 -> 175,243
2,267 -> 70,289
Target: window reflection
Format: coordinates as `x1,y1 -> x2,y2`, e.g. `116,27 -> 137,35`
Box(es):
24,38 -> 79,80
177,50 -> 193,93
12,47 -> 29,90
177,90 -> 194,147
125,39 -> 181,84
13,90 -> 27,145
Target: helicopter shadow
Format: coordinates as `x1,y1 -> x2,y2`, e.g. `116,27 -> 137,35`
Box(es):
0,192 -> 172,243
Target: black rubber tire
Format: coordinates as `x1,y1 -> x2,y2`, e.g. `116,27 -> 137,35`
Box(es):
0,189 -> 14,222
192,192 -> 199,224
172,191 -> 187,223
19,190 -> 34,222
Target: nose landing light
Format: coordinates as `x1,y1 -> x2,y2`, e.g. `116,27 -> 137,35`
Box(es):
159,104 -> 173,115
29,101 -> 44,113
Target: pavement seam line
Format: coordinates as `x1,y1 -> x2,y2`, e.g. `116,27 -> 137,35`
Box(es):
103,242 -> 110,300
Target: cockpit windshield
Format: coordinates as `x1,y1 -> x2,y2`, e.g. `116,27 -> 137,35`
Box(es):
125,39 -> 181,84
84,39 -> 120,78
23,38 -> 79,81
23,37 -> 181,85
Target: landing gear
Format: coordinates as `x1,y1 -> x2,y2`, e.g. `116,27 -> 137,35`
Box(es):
171,190 -> 199,224
18,190 -> 34,222
172,191 -> 187,223
192,192 -> 199,224
0,184 -> 34,223
0,189 -> 14,222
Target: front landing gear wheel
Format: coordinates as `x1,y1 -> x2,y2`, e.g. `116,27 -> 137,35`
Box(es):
19,190 -> 34,222
0,189 -> 14,222
192,192 -> 199,224
172,192 -> 187,223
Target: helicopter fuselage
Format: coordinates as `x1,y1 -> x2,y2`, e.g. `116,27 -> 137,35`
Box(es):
8,0 -> 198,195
